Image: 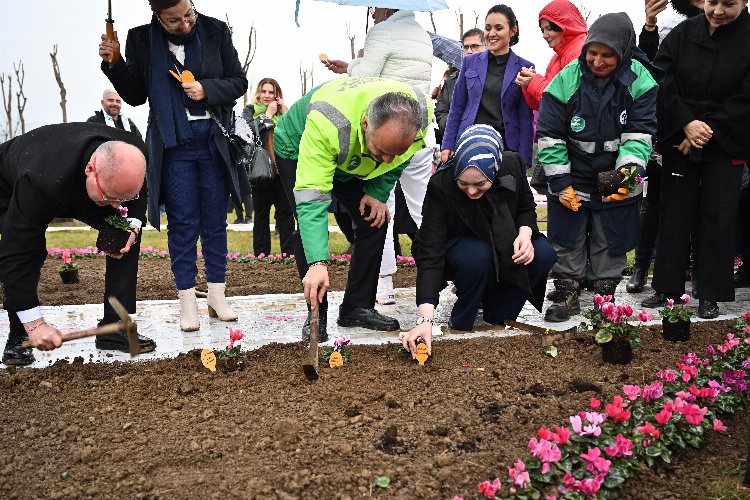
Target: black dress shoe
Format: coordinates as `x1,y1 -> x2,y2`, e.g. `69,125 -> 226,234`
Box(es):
2,340 -> 35,366
302,313 -> 329,342
626,266 -> 648,293
697,300 -> 719,319
641,293 -> 681,308
95,332 -> 156,353
337,306 -> 400,331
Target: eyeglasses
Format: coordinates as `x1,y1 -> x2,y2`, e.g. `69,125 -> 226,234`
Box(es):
158,2 -> 198,30
91,160 -> 139,203
463,44 -> 483,51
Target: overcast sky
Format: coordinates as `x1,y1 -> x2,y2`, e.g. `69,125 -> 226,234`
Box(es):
0,0 -> 655,135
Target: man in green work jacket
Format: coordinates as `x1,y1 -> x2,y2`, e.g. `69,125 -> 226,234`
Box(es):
274,77 -> 434,340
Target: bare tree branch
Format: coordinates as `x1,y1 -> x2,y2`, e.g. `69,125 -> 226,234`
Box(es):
225,13 -> 233,36
241,24 -> 257,106
0,73 -> 12,140
346,22 -> 357,60
14,61 -> 27,135
50,44 -> 68,123
473,11 -> 479,29
455,8 -> 464,40
299,62 -> 311,95
577,3 -> 592,23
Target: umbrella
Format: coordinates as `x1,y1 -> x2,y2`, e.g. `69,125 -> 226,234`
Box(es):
428,31 -> 462,70
295,0 -> 450,26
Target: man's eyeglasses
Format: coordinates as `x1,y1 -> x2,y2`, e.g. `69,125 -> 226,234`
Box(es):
158,2 -> 198,30
91,161 -> 139,203
463,44 -> 483,51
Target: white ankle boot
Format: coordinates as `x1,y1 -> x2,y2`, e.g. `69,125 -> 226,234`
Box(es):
207,282 -> 238,321
178,287 -> 200,332
376,274 -> 396,305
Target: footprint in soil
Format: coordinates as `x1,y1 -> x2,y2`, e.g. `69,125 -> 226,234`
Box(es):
479,401 -> 506,423
377,425 -> 406,454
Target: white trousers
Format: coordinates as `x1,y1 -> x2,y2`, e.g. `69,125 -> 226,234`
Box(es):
379,146 -> 434,276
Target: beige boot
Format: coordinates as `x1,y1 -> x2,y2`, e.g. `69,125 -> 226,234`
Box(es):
207,282 -> 238,321
178,287 -> 200,332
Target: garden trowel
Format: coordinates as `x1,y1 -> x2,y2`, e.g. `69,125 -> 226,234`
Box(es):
302,306 -> 320,381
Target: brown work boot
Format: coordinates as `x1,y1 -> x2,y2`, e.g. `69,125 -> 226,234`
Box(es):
544,279 -> 581,323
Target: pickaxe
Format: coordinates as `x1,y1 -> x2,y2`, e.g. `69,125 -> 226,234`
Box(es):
22,296 -> 141,356
302,306 -> 320,381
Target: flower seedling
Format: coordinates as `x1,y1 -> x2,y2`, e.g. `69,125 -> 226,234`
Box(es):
97,206 -> 136,254
215,328 -> 245,372
660,294 -> 694,323
57,250 -> 78,273
322,335 -> 351,368
584,294 -> 651,349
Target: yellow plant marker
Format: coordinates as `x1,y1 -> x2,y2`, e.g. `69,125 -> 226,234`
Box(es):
180,70 -> 196,83
169,69 -> 182,82
329,351 -> 344,368
201,349 -> 217,372
319,53 -> 330,64
414,343 -> 429,366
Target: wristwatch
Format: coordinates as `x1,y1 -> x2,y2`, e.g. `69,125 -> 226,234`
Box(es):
416,316 -> 434,325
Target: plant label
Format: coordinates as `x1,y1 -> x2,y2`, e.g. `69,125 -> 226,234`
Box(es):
415,343 -> 429,366
329,351 -> 344,368
201,349 -> 217,372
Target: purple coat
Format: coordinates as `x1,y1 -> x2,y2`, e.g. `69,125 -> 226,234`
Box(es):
442,49 -> 534,165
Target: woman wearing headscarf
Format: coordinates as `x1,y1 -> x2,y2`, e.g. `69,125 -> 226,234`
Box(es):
536,13 -> 658,322
242,78 -> 294,257
399,125 -> 557,355
514,0 -> 588,111
440,4 -> 535,168
98,0 -> 248,332
644,0 -> 750,319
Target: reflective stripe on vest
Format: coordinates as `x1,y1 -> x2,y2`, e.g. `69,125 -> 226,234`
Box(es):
307,101 -> 351,166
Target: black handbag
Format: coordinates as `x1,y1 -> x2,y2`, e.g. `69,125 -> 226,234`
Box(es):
248,119 -> 276,186
209,110 -> 254,173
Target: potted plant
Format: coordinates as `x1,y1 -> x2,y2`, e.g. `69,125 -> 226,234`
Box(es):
659,294 -> 694,341
597,166 -> 646,197
97,206 -> 136,254
57,250 -> 79,284
322,335 -> 352,367
216,327 -> 245,373
586,295 -> 652,364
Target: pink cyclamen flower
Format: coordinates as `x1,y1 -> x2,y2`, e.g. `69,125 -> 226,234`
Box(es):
667,298 -> 675,309
604,433 -> 634,457
554,426 -> 571,445
333,335 -> 351,349
580,447 -> 611,475
590,397 -> 601,409
593,294 -> 605,305
681,404 -> 708,426
622,385 -> 641,401
636,311 -> 654,322
657,369 -> 677,383
477,478 -> 501,499
635,175 -> 647,184
117,206 -> 128,217
570,415 -> 583,434
680,294 -> 692,304
642,381 -> 664,402
655,408 -> 673,425
713,419 -> 728,432
228,327 -> 245,348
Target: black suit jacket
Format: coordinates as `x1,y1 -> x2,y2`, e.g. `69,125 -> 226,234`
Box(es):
86,110 -> 143,142
101,14 -> 248,228
0,123 -> 148,311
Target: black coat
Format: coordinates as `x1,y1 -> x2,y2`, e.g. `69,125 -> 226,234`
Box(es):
414,151 -> 545,311
86,110 -> 143,142
0,123 -> 148,311
101,14 -> 248,229
655,9 -> 750,161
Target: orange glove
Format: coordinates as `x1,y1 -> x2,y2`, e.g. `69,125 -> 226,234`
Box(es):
560,186 -> 582,211
606,187 -> 629,201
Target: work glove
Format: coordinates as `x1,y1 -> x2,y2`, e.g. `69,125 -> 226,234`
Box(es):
560,185 -> 582,211
606,187 -> 629,201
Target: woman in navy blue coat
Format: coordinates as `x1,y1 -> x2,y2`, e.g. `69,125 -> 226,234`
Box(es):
440,4 -> 535,167
98,0 -> 248,331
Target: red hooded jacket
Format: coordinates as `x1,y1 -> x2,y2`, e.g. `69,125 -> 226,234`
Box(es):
522,0 -> 588,110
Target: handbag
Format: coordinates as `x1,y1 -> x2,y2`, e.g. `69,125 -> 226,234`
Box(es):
208,110 -> 255,173
248,119 -> 276,186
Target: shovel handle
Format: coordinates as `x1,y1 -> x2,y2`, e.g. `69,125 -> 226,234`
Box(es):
21,322 -> 124,349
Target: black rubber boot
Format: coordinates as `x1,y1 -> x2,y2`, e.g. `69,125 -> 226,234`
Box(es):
626,263 -> 648,293
544,279 -> 581,323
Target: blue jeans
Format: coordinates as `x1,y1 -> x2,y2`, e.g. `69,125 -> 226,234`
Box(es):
161,119 -> 229,290
446,236 -> 557,330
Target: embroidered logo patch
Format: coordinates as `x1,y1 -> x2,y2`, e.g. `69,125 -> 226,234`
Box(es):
620,110 -> 628,125
570,116 -> 586,133
346,155 -> 362,171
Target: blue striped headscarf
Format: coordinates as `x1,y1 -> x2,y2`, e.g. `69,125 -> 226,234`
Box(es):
452,124 -> 504,182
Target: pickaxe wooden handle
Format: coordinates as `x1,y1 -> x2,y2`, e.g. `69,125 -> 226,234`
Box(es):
21,322 -> 124,348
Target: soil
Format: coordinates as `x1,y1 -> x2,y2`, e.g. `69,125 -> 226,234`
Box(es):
2,258 -> 749,498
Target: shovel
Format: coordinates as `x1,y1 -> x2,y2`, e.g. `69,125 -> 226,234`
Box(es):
22,296 -> 141,356
302,306 -> 320,381
504,319 -> 579,347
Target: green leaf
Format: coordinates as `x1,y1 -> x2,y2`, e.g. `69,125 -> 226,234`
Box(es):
374,476 -> 390,488
595,330 -> 613,344
545,346 -> 558,358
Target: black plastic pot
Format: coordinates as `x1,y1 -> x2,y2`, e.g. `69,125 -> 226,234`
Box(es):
96,224 -> 132,254
662,319 -> 691,342
601,339 -> 633,365
59,269 -> 79,284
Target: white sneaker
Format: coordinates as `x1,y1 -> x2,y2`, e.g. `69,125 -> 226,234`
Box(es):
376,275 -> 396,305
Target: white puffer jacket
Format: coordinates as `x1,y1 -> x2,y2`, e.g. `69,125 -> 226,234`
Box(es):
347,10 -> 433,95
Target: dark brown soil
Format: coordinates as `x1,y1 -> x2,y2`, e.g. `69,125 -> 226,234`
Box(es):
1,258 -> 748,498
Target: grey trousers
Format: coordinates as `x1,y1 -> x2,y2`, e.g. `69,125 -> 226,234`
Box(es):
550,207 -> 626,282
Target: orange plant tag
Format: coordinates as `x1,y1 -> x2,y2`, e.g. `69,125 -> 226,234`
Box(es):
329,351 -> 344,368
169,70 -> 182,82
415,343 -> 429,366
200,349 -> 217,372
180,70 -> 196,83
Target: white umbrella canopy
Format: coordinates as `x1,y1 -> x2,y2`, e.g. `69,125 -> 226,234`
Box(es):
294,0 -> 449,25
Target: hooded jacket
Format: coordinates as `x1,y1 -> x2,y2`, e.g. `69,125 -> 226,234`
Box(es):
522,0 -> 588,110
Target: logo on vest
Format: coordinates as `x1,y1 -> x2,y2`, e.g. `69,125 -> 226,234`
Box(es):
570,116 -> 585,133
619,110 -> 627,125
347,155 -> 362,171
